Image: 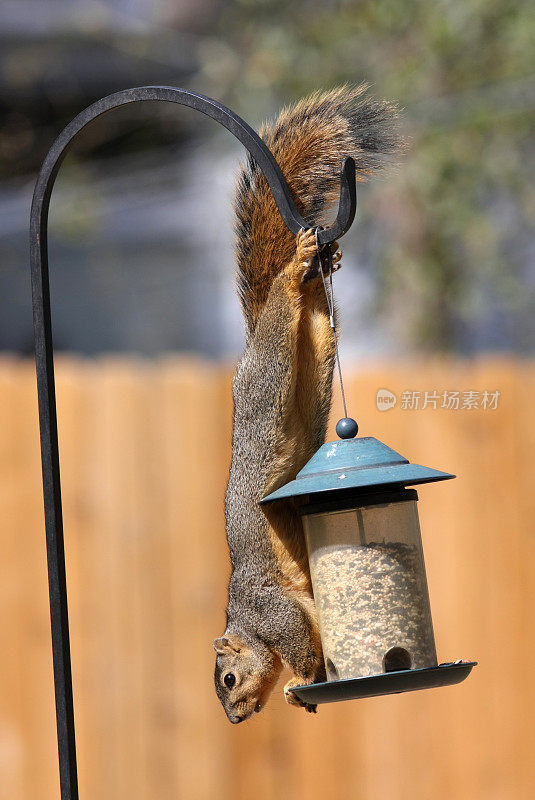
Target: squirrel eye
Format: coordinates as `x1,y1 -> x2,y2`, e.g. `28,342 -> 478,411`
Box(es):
224,672 -> 236,689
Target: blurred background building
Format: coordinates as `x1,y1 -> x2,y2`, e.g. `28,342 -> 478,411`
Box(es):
1,0 -> 534,359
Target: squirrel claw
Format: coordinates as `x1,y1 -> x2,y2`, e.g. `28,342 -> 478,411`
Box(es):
320,244 -> 342,275
330,248 -> 342,269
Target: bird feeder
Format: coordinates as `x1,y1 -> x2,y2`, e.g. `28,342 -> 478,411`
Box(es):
262,418 -> 476,704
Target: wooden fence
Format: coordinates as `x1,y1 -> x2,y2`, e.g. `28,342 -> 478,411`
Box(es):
1,356 -> 534,800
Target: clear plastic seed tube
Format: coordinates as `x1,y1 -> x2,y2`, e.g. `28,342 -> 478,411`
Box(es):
303,495 -> 437,681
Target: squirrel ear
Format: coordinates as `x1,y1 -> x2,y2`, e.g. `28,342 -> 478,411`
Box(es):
213,635 -> 243,654
213,637 -> 231,654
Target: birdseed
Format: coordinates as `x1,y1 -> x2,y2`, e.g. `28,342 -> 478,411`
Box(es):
309,542 -> 437,681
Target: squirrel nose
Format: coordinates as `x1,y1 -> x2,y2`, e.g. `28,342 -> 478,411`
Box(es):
231,714 -> 244,724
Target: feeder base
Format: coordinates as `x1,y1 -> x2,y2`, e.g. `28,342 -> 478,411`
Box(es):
290,661 -> 477,705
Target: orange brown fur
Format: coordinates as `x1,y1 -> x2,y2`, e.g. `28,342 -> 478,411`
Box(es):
234,84 -> 400,335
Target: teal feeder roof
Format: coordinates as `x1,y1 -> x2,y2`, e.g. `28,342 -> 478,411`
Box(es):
261,435 -> 455,504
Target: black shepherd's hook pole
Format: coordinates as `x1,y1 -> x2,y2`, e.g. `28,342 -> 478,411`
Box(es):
29,86 -> 357,800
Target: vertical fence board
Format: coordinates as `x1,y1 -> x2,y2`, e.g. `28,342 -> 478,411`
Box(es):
0,357 -> 534,800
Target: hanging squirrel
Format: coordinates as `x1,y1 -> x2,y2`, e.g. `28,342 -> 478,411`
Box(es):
213,85 -> 401,723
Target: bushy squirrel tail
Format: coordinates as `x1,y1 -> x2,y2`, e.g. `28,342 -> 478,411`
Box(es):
234,84 -> 402,334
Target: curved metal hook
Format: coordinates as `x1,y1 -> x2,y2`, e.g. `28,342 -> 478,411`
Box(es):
331,156 -> 357,242
31,85 -> 356,250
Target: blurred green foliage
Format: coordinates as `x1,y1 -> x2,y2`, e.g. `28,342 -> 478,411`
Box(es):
201,0 -> 535,351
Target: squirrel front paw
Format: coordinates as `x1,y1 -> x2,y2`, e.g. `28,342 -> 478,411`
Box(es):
330,246 -> 343,272
283,677 -> 318,714
292,228 -> 342,286
293,228 -> 319,285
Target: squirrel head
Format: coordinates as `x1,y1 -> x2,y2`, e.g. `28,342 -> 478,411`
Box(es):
213,631 -> 282,723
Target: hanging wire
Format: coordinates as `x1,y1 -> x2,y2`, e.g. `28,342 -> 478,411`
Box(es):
314,227 -> 349,420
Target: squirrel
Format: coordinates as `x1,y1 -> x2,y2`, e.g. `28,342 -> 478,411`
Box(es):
213,85 -> 400,723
